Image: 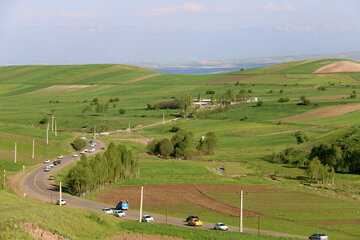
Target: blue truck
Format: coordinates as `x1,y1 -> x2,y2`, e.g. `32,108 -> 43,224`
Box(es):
116,200 -> 129,210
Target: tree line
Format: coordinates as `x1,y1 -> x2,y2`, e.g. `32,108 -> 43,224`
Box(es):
65,143 -> 139,196
147,129 -> 218,160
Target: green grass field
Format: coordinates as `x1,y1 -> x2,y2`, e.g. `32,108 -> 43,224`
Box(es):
1,59 -> 360,239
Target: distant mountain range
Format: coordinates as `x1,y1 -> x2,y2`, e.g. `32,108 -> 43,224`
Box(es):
136,52 -> 360,74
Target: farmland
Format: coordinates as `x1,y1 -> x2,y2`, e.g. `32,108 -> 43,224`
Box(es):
1,59 -> 360,239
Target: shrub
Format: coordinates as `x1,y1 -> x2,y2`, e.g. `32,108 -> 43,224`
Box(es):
155,99 -> 182,109
72,137 -> 87,151
119,108 -> 126,114
39,117 -> 48,124
169,126 -> 180,132
278,97 -> 289,103
206,90 -> 215,95
256,101 -> 263,107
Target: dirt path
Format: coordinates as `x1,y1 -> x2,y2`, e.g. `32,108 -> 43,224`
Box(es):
122,73 -> 162,83
111,138 -> 151,144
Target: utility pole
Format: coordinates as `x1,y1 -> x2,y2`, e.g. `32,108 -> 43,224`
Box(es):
3,169 -> 5,190
46,123 -> 49,145
240,189 -> 243,233
51,115 -> 54,132
23,165 -> 25,171
139,186 -> 143,222
32,139 -> 35,159
14,142 -> 17,164
166,208 -> 168,224
128,123 -> 131,134
54,120 -> 57,137
59,181 -> 62,206
162,113 -> 165,125
93,125 -> 96,139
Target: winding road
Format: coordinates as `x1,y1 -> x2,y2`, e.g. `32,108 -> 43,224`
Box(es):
19,139 -> 305,239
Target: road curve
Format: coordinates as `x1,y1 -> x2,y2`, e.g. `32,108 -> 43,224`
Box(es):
21,139 -> 305,239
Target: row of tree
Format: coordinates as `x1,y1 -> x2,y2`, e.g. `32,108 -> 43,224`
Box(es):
147,130 -> 218,160
65,143 -> 139,196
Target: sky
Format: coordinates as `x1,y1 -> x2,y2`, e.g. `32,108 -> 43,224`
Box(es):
0,0 -> 360,65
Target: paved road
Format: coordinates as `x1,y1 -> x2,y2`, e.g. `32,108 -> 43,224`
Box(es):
22,139 -> 305,239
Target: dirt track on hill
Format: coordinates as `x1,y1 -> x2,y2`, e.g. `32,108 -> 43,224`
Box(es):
122,73 -> 162,83
94,184 -> 281,218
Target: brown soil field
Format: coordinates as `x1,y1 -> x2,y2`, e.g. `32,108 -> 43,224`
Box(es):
107,232 -> 183,240
281,104 -> 360,123
314,61 -> 360,73
122,73 -> 162,83
95,185 -> 281,218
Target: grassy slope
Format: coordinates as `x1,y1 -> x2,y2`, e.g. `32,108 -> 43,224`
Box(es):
0,189 -> 292,240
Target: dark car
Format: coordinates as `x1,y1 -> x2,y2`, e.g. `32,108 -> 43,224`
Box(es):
186,215 -> 199,222
309,233 -> 328,240
56,159 -> 61,164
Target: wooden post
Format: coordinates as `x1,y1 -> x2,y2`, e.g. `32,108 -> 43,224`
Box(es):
240,189 -> 243,233
94,125 -> 96,139
3,169 -> 5,190
32,139 -> 35,159
55,120 -> 57,137
162,113 -> 165,125
139,186 -> 143,222
51,115 -> 54,132
14,142 -> 17,164
46,123 -> 49,145
59,182 -> 62,205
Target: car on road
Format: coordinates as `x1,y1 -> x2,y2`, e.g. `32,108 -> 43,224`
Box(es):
56,159 -> 61,164
90,143 -> 96,147
100,147 -> 105,150
309,233 -> 328,240
188,219 -> 203,227
89,148 -> 96,153
142,215 -> 154,222
101,208 -> 113,214
80,137 -> 86,140
56,199 -> 66,205
58,154 -> 63,159
49,176 -> 55,180
53,161 -> 57,165
49,163 -> 55,168
44,166 -> 50,171
186,215 -> 199,222
80,151 -> 86,154
113,210 -> 126,218
44,159 -> 50,163
214,223 -> 228,231
73,154 -> 78,157
84,149 -> 88,152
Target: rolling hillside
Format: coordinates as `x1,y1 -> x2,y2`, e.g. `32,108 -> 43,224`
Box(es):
2,59 -> 360,239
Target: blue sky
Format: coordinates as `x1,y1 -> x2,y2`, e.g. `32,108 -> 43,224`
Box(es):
1,0 -> 360,65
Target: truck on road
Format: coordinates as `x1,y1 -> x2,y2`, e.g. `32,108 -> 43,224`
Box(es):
116,200 -> 129,210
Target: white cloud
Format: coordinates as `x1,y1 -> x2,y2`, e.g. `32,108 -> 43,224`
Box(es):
259,3 -> 296,12
59,12 -> 97,19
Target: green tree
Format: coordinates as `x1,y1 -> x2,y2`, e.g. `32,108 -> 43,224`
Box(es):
72,137 -> 88,151
158,138 -> 174,158
306,157 -> 322,181
198,132 -> 218,155
119,108 -> 126,114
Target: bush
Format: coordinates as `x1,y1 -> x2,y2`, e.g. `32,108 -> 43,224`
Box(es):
155,99 -> 182,109
72,137 -> 88,151
206,90 -> 215,95
169,126 -> 180,132
317,86 -> 326,91
299,96 -> 311,105
39,117 -> 48,124
278,97 -> 289,103
350,91 -> 357,99
256,101 -> 263,107
119,108 -> 126,114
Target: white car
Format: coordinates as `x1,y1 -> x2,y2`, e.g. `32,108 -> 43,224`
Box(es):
309,233 -> 329,240
44,166 -> 50,171
89,148 -> 96,153
90,143 -> 96,147
80,151 -> 86,154
84,149 -> 88,152
58,154 -> 63,159
72,154 -> 79,157
142,215 -> 154,222
113,210 -> 126,218
44,159 -> 50,163
56,199 -> 66,205
101,208 -> 113,214
214,223 -> 228,231
80,137 -> 86,140
49,163 -> 55,168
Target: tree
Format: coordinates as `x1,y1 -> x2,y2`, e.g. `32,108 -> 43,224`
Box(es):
278,97 -> 289,103
180,93 -> 193,117
158,138 -> 174,158
299,95 -> 311,105
310,144 -> 342,170
72,137 -> 87,151
256,101 -> 263,107
306,157 -> 322,181
81,104 -> 92,115
295,131 -> 308,144
236,89 -> 249,102
350,90 -> 357,99
39,117 -> 48,124
95,103 -> 108,116
119,108 -> 126,114
198,132 -> 218,155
